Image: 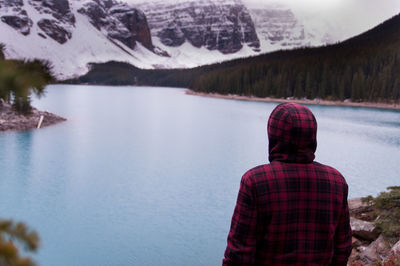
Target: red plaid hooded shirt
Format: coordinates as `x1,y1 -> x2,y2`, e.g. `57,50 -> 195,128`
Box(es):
223,103 -> 352,266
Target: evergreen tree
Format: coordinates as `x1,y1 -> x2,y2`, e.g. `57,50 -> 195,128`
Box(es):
0,219 -> 40,266
0,59 -> 54,114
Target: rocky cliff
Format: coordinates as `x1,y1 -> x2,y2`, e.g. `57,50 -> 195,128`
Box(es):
0,0 -> 153,48
248,3 -> 334,49
135,0 -> 260,54
0,0 -> 33,36
0,0 -> 345,79
78,0 -> 153,51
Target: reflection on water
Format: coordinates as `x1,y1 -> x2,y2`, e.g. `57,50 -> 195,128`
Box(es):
0,85 -> 399,266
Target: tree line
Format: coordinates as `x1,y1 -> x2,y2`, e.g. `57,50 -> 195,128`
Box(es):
190,14 -> 400,102
69,13 -> 400,103
0,44 -> 54,114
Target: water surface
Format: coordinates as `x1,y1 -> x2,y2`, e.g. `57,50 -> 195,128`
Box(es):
0,85 -> 399,266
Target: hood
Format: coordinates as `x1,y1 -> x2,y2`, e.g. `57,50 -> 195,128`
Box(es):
268,103 -> 317,163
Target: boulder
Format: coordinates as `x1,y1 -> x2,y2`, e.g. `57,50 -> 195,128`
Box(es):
349,198 -> 368,213
350,217 -> 380,241
391,239 -> 400,253
359,235 -> 391,264
37,19 -> 71,44
348,248 -> 361,265
1,15 -> 32,35
352,237 -> 362,248
160,25 -> 185,47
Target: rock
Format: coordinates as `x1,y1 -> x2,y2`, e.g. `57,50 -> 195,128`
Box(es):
352,237 -> 362,248
159,23 -> 185,47
25,0 -> 75,42
0,103 -> 66,132
110,6 -> 153,50
0,0 -> 33,35
77,2 -> 107,30
359,235 -> 391,264
1,14 -> 32,35
29,0 -> 75,24
250,7 -> 304,46
136,0 -> 260,54
0,0 -> 23,7
78,0 -> 154,51
350,217 -> 381,241
392,239 -> 400,253
37,19 -> 71,44
348,247 -> 361,265
349,198 -> 368,212
42,0 -> 75,23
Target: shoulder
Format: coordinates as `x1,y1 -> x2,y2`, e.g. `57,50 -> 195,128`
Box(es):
313,161 -> 348,185
241,164 -> 276,185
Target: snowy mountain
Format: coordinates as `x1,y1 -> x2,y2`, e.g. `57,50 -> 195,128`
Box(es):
134,0 -> 260,54
0,0 -> 166,79
0,0 -> 338,79
246,2 -> 334,51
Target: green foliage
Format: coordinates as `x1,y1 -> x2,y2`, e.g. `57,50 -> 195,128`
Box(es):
361,195 -> 374,206
362,186 -> 400,239
0,219 -> 40,266
0,59 -> 54,114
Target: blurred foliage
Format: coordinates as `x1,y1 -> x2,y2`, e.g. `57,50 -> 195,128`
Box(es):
362,186 -> 400,240
0,219 -> 40,266
0,52 -> 54,114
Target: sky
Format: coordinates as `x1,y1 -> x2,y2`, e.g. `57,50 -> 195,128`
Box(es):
259,0 -> 400,40
126,0 -> 400,42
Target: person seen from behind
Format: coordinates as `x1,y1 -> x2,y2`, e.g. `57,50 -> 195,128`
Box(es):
223,103 -> 352,265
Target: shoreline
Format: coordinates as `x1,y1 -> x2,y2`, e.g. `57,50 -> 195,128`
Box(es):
0,103 -> 66,132
186,90 -> 400,111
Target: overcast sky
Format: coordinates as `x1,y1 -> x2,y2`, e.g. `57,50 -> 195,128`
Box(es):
259,0 -> 400,40
126,0 -> 400,41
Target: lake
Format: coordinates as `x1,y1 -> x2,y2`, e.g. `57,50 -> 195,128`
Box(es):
0,85 -> 399,266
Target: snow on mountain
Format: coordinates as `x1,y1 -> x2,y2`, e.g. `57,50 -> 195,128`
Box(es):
245,2 -> 334,51
1,0 -> 388,79
0,0 -> 168,79
0,0 -> 263,79
134,0 -> 260,54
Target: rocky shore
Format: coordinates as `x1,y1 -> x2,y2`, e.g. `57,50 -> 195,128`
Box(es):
0,103 -> 66,132
348,198 -> 400,265
186,90 -> 400,111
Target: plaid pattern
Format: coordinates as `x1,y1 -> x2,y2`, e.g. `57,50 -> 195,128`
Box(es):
223,103 -> 352,266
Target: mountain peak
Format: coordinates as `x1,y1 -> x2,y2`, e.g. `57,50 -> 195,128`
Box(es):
1,0 -> 392,79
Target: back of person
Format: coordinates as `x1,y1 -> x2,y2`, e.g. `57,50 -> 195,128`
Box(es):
223,103 -> 352,266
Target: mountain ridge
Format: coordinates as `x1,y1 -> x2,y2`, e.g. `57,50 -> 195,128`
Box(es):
70,12 -> 400,103
1,0 -> 338,79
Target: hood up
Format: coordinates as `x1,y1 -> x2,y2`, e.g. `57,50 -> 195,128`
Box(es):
268,103 -> 317,163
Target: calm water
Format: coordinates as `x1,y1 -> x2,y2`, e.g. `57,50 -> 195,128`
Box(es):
0,85 -> 399,266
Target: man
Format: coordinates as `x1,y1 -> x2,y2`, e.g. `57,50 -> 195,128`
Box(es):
223,103 -> 352,265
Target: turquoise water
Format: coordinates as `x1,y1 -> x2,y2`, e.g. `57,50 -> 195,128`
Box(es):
0,85 -> 399,266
